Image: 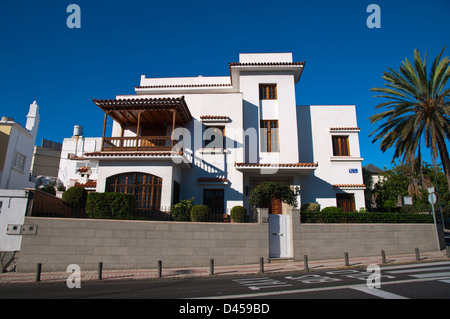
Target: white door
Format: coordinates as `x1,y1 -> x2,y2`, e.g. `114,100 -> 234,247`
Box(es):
269,214 -> 291,258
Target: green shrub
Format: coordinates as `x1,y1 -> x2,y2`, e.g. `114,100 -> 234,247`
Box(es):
171,198 -> 194,221
301,202 -> 320,212
300,211 -> 433,223
320,206 -> 343,214
40,184 -> 56,196
249,182 -> 298,211
190,205 -> 211,222
86,192 -> 135,219
62,186 -> 88,208
231,206 -> 247,223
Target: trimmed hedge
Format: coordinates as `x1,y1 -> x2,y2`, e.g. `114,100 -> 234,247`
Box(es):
300,212 -> 434,224
171,198 -> 194,221
62,186 -> 87,208
231,206 -> 247,223
190,205 -> 211,222
86,192 -> 135,219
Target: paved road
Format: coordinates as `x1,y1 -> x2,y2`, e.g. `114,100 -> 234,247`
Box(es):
1,261 -> 450,302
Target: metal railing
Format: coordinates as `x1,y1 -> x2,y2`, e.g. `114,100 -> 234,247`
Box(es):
29,202 -> 257,223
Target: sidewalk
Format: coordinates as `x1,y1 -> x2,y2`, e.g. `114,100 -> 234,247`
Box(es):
1,250 -> 448,285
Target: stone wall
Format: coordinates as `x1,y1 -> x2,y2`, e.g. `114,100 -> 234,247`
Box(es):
15,210 -> 441,272
17,216 -> 269,272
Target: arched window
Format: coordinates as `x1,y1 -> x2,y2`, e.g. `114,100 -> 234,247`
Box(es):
105,172 -> 162,213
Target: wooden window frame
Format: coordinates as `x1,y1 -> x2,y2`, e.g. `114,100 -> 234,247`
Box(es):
259,84 -> 277,100
105,172 -> 162,210
332,135 -> 350,156
260,120 -> 280,152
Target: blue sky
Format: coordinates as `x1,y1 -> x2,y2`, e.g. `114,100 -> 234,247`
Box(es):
1,0 -> 449,170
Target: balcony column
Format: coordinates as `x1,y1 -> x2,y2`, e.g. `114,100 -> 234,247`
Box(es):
171,109 -> 176,150
136,111 -> 143,151
101,111 -> 109,151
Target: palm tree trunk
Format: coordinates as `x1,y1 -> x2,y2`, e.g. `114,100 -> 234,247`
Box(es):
436,133 -> 450,192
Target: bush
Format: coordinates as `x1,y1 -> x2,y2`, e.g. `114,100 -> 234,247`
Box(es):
231,206 -> 247,223
190,205 -> 211,222
40,184 -> 56,196
320,206 -> 343,214
301,202 -> 320,212
86,192 -> 135,219
249,182 -> 298,211
171,198 -> 194,221
62,186 -> 87,208
300,211 -> 433,224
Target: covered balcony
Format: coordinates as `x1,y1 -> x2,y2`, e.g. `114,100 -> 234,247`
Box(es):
92,96 -> 193,153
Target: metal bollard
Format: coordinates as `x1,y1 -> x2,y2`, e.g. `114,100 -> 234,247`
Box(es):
344,252 -> 349,267
381,250 -> 387,264
98,262 -> 103,280
35,263 -> 42,282
446,246 -> 450,258
304,255 -> 309,271
260,257 -> 264,273
209,259 -> 214,276
158,260 -> 162,277
415,248 -> 420,261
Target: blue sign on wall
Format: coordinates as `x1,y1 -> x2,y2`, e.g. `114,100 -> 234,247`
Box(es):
349,168 -> 358,173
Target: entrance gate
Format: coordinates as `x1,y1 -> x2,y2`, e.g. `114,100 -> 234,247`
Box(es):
268,214 -> 291,258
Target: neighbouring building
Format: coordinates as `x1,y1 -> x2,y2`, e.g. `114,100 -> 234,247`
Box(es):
30,139 -> 62,182
58,53 -> 366,217
0,101 -> 40,190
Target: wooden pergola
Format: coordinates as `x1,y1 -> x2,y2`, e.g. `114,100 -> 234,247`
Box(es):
92,96 -> 193,152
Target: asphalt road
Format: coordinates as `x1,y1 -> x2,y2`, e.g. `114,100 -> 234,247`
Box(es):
1,261 -> 450,303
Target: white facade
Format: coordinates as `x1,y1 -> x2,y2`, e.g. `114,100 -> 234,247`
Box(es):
58,53 -> 365,213
0,101 -> 40,190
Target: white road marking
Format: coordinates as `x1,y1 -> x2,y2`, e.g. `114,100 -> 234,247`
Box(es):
196,276 -> 450,299
351,286 -> 408,299
410,272 -> 450,278
386,266 -> 450,274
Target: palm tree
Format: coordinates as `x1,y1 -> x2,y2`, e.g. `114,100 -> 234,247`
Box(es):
369,47 -> 450,192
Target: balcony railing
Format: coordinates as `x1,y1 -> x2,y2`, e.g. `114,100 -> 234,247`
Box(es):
102,136 -> 174,152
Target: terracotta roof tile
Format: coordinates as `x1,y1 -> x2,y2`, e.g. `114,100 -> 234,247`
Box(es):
200,115 -> 229,120
136,84 -> 231,89
229,62 -> 305,67
330,127 -> 361,131
235,162 -> 317,168
333,184 -> 366,188
197,177 -> 229,183
75,180 -> 97,188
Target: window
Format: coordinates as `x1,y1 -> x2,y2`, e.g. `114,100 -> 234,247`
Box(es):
336,193 -> 355,212
105,172 -> 162,212
260,84 -> 277,100
12,152 -> 26,171
203,189 -> 224,215
204,126 -> 225,149
260,120 -> 279,152
332,136 -> 350,156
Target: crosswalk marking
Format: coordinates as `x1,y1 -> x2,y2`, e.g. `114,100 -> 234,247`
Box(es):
386,266 -> 450,274
410,272 -> 450,279
351,286 -> 409,299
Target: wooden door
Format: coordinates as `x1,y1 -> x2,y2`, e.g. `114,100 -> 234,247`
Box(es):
269,198 -> 282,214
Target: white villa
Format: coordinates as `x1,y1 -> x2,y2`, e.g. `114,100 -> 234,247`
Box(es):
58,53 -> 365,218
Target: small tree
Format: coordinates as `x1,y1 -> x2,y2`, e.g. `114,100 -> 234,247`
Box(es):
249,182 -> 298,212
